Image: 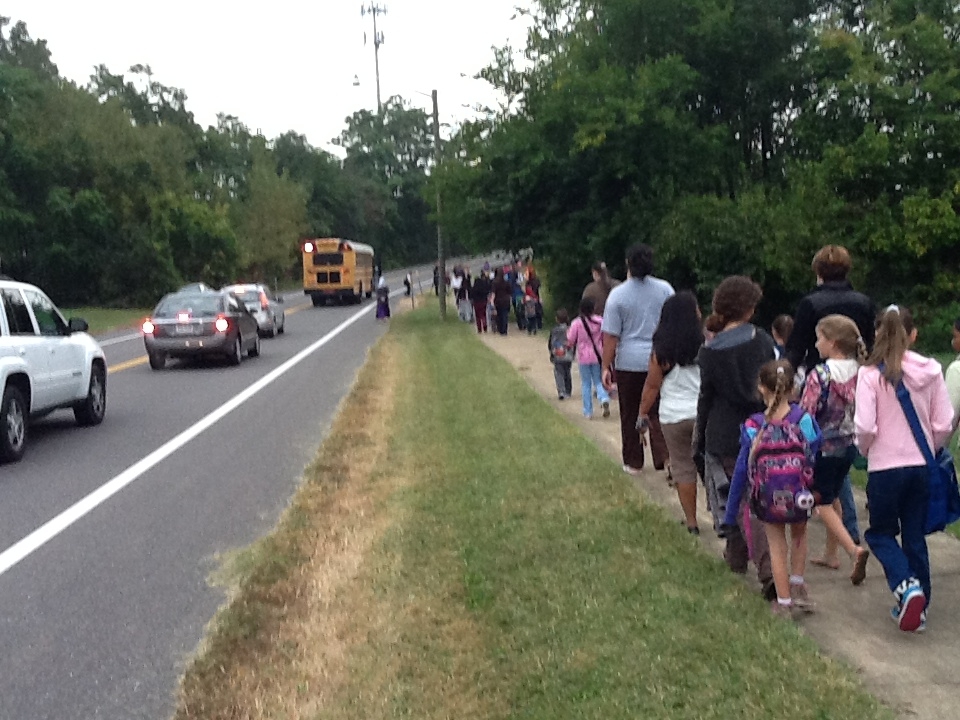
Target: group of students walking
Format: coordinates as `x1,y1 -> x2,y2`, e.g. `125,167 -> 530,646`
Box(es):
541,242 -> 959,632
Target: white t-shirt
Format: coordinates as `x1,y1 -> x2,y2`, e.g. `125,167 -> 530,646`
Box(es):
659,364 -> 700,425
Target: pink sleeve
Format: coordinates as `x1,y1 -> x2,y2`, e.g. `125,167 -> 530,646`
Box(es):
854,367 -> 878,455
930,374 -> 957,450
567,321 -> 579,346
800,369 -> 821,416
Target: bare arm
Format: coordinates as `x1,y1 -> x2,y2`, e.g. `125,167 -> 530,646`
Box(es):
601,332 -> 619,391
639,353 -> 665,418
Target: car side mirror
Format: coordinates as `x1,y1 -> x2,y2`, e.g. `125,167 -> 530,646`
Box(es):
68,317 -> 89,334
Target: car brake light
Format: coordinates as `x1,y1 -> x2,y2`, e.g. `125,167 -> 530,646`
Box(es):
142,320 -> 155,334
304,241 -> 314,253
259,291 -> 269,309
215,316 -> 229,333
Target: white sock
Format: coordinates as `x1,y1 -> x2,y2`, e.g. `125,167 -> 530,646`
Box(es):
789,575 -> 804,586
778,597 -> 793,607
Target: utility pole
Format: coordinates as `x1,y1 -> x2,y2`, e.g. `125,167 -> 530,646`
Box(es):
432,89 -> 446,320
360,3 -> 386,114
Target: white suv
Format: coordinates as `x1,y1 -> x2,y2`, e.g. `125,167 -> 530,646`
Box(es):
0,279 -> 106,463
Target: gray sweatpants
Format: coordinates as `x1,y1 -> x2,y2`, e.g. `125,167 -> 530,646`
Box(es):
553,362 -> 572,398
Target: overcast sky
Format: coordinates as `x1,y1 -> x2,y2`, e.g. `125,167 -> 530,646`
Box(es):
4,0 -> 531,152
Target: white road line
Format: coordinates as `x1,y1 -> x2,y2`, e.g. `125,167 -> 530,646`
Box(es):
0,300 -> 381,579
98,332 -> 141,347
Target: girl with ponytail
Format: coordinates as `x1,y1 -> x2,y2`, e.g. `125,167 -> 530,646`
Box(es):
799,315 -> 870,584
855,305 -> 954,632
723,360 -> 821,617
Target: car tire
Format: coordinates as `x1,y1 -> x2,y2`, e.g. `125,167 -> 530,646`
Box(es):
0,385 -> 27,464
148,352 -> 166,371
248,333 -> 261,358
277,316 -> 285,335
228,336 -> 243,366
311,295 -> 323,307
74,362 -> 106,427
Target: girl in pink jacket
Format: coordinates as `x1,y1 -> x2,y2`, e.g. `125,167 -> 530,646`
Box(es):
567,298 -> 611,419
855,306 -> 955,633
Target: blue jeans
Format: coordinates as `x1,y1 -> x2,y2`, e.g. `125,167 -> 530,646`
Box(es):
838,474 -> 861,544
864,466 -> 931,604
579,363 -> 609,417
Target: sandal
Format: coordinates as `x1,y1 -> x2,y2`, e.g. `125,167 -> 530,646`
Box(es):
811,557 -> 841,570
850,548 -> 870,586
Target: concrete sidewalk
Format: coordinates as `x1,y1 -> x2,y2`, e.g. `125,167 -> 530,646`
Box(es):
479,327 -> 959,720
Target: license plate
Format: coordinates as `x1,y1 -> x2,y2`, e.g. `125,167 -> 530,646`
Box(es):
175,324 -> 196,335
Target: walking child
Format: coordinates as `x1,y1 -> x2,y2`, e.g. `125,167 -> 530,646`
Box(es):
799,315 -> 870,584
548,309 -> 573,400
524,284 -> 540,336
723,360 -> 821,616
855,305 -> 955,632
568,298 -> 611,419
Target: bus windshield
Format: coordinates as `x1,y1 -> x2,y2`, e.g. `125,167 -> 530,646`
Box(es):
313,253 -> 344,266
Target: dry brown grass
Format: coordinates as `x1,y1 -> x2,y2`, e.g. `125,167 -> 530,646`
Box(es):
173,329 -> 502,720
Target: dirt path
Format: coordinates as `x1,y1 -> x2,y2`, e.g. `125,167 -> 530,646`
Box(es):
478,326 -> 960,720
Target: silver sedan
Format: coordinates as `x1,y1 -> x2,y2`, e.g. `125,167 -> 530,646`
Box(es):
222,284 -> 286,338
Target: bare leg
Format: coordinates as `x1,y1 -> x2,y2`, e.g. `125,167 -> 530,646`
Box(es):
676,483 -> 698,530
764,523 -> 790,602
822,499 -> 842,562
789,521 -> 808,578
818,503 -> 858,558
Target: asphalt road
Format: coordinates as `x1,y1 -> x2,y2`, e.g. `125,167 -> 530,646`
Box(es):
0,259 -> 486,720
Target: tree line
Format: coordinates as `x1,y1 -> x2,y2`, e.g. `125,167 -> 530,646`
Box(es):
0,17 -> 442,307
430,0 -> 960,348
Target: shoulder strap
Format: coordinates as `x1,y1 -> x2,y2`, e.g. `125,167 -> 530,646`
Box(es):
581,316 -> 603,361
892,377 -> 937,469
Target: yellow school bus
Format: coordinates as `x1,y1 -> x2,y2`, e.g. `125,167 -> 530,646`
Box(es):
301,238 -> 376,306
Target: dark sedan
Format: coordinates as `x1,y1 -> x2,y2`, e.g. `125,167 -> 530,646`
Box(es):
142,291 -> 261,370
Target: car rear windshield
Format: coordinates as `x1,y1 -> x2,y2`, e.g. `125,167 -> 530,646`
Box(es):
236,291 -> 261,303
154,294 -> 223,318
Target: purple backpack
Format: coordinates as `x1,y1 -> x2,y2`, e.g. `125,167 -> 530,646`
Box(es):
748,405 -> 817,524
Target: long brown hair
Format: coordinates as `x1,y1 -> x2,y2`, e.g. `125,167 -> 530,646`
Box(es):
866,305 -> 915,385
757,359 -> 794,419
816,314 -> 867,363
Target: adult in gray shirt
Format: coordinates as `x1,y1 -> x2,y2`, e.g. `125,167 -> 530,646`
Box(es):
601,244 -> 675,474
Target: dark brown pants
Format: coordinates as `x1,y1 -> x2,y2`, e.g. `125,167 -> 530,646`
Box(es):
615,369 -> 669,471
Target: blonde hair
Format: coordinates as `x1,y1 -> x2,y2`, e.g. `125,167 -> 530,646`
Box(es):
816,314 -> 867,363
867,305 -> 915,385
758,359 -> 794,419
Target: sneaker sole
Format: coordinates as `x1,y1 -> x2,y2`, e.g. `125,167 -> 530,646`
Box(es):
850,549 -> 870,586
899,590 -> 926,632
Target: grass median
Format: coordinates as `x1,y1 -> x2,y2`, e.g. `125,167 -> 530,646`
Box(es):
173,307 -> 890,720
61,307 -> 150,335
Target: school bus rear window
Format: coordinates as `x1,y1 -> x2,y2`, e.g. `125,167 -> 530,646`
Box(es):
313,253 -> 343,266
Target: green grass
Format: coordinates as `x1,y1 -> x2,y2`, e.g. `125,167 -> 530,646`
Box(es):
349,309 -> 889,719
61,307 -> 150,335
173,307 -> 891,719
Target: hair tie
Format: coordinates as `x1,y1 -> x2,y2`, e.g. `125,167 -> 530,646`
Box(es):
885,304 -> 900,315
